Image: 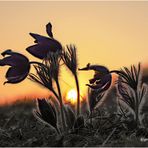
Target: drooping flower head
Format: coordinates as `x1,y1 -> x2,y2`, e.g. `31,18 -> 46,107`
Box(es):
79,63 -> 112,92
26,22 -> 62,59
0,49 -> 30,84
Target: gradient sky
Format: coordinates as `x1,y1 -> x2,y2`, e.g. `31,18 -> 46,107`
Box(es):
0,1 -> 148,104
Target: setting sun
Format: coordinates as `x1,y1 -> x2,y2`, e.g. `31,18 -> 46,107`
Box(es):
66,89 -> 77,104
65,89 -> 84,105
66,89 -> 84,105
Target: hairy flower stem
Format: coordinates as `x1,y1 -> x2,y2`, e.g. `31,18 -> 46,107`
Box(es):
135,90 -> 140,127
55,127 -> 61,135
51,89 -> 59,101
30,61 -> 60,104
29,61 -> 44,66
55,80 -> 66,130
74,74 -> 80,116
109,70 -> 121,75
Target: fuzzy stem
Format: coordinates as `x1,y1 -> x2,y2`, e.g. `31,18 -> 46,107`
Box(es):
74,74 -> 80,116
29,61 -> 44,66
109,70 -> 121,74
51,89 -> 60,102
55,126 -> 61,135
55,80 -> 66,130
135,89 -> 139,127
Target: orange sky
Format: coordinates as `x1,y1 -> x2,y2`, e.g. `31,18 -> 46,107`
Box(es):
0,1 -> 148,105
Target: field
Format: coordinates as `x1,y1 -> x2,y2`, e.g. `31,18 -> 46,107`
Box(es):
0,50 -> 148,147
0,89 -> 148,147
0,99 -> 59,147
0,21 -> 148,147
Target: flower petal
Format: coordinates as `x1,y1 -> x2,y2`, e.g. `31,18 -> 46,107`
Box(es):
4,66 -> 30,84
87,74 -> 112,92
29,33 -> 50,44
0,51 -> 29,67
89,72 -> 104,84
79,63 -> 109,74
1,49 -> 12,57
0,50 -> 30,84
78,63 -> 90,70
26,44 -> 51,59
90,65 -> 109,73
28,23 -> 62,60
26,40 -> 62,59
37,99 -> 57,128
46,22 -> 53,38
6,66 -> 29,78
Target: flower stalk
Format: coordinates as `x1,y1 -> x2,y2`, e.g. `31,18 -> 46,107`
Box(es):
74,74 -> 80,116
62,45 -> 81,116
55,79 -> 66,130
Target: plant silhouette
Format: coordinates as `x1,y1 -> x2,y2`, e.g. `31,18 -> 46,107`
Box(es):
0,22 -> 148,147
62,45 -> 80,116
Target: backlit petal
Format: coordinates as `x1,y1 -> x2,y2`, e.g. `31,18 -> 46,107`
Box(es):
0,51 -> 29,67
0,50 -> 30,84
4,68 -> 29,84
46,22 -> 53,38
29,33 -> 50,44
87,74 -> 112,92
79,63 -> 109,74
26,40 -> 62,59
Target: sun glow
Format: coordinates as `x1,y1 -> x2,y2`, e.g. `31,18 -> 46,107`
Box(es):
66,89 -> 77,104
66,89 -> 84,105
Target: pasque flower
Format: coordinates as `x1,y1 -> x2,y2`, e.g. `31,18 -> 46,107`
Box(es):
26,22 -> 62,59
0,49 -> 30,84
34,98 -> 59,133
79,63 -> 112,92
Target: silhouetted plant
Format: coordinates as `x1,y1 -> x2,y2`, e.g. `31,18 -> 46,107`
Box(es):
33,98 -> 60,134
26,22 -> 62,59
2,21 -> 148,146
87,87 -> 105,113
48,53 -> 66,130
116,63 -> 147,127
29,63 -> 59,100
79,63 -> 113,92
79,63 -> 122,128
0,50 -> 30,84
26,22 -> 67,130
118,63 -> 141,90
0,22 -> 67,132
87,87 -> 105,125
29,53 -> 66,130
0,49 -> 43,83
62,45 -> 80,116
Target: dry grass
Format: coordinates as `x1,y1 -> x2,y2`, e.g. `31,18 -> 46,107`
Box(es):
0,97 -> 148,147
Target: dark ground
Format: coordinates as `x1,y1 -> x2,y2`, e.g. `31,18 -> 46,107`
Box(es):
1,97 -> 148,147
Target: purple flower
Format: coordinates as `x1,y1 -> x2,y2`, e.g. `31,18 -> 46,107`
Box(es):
79,63 -> 112,92
0,50 -> 30,84
87,74 -> 112,92
26,22 -> 62,59
79,63 -> 109,73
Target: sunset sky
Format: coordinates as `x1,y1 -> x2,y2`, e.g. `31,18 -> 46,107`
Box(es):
0,1 -> 148,105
